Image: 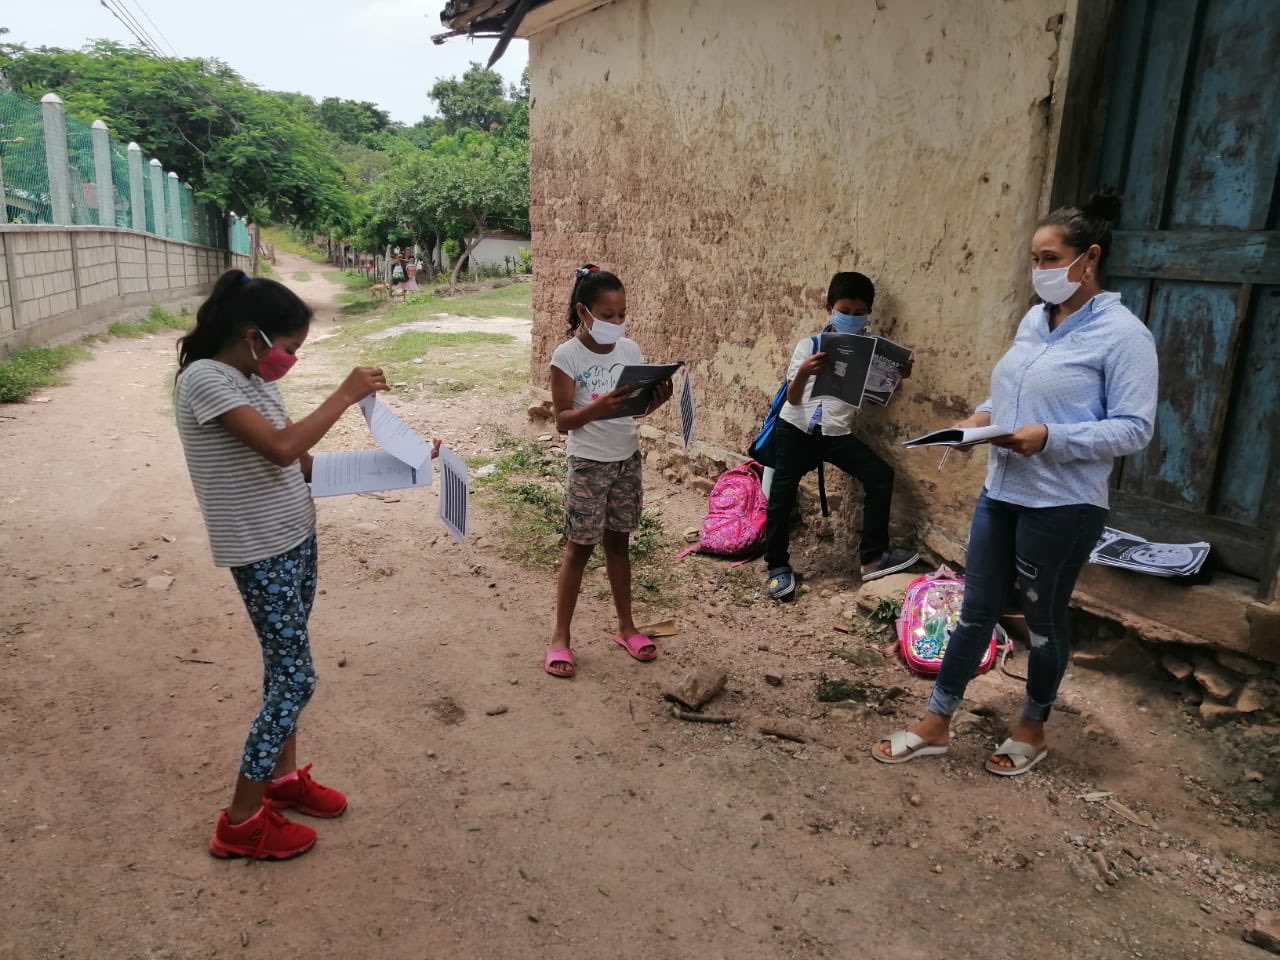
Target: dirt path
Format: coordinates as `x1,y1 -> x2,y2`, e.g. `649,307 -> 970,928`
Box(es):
1,253 -> 1276,960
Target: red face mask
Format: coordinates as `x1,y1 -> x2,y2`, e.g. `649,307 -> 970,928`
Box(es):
251,331 -> 297,382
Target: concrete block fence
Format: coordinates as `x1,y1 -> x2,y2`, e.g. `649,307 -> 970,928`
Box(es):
0,224 -> 251,356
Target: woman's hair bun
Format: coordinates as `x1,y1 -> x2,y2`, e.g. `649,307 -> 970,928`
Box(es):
1084,186 -> 1124,224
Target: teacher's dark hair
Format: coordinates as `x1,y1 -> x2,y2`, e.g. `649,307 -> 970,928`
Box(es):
1039,187 -> 1124,272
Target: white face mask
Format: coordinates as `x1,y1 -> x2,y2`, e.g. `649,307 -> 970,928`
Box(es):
1031,251 -> 1087,305
585,309 -> 626,346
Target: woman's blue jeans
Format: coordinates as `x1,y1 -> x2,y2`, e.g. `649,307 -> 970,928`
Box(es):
928,491 -> 1107,723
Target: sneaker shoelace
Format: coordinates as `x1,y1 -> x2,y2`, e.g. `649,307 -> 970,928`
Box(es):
251,804 -> 294,861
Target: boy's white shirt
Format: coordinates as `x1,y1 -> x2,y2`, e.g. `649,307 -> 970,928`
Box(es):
778,332 -> 861,436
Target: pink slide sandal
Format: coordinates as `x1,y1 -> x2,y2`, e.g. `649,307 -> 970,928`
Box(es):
544,647 -> 576,678
614,632 -> 658,662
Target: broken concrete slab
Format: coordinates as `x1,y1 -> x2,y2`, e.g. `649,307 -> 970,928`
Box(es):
1244,910 -> 1280,954
855,572 -> 916,611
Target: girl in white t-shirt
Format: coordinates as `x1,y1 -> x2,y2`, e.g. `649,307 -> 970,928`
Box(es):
544,265 -> 673,678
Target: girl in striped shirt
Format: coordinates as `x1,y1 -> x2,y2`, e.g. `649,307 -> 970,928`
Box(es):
175,269 -> 387,860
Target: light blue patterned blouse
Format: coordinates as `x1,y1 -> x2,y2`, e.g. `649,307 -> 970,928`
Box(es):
976,291 -> 1159,510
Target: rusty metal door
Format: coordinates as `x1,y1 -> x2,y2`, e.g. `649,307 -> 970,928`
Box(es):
1093,0 -> 1280,582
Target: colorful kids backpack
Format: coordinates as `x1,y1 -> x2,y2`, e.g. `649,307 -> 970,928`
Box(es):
896,569 -> 1005,676
678,461 -> 769,559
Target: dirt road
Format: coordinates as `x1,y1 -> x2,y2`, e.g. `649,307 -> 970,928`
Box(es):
1,255 -> 1276,960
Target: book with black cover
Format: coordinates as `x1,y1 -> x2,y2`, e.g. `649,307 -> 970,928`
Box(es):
601,362 -> 684,419
809,334 -> 876,407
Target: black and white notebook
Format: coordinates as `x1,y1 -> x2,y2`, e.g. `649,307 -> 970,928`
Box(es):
809,334 -> 876,407
863,337 -> 914,406
601,362 -> 684,419
903,425 -> 1013,447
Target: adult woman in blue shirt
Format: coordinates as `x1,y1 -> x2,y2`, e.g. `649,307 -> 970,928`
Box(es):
874,190 -> 1159,775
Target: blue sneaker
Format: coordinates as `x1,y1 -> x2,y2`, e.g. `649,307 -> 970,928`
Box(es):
767,566 -> 796,601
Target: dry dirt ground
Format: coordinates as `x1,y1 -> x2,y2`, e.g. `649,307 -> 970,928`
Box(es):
2,253 -> 1277,960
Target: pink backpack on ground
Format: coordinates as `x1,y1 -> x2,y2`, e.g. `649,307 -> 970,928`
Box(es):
678,461 -> 768,560
896,568 -> 1006,676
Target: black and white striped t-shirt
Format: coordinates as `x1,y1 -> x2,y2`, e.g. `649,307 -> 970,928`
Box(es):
175,359 -> 315,567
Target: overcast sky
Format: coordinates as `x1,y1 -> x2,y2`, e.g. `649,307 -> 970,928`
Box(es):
2,1 -> 528,124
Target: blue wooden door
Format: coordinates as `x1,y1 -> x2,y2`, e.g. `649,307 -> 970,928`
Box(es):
1095,0 -> 1280,582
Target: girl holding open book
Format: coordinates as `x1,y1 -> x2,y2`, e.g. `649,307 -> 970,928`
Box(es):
543,265 -> 673,678
873,189 -> 1158,775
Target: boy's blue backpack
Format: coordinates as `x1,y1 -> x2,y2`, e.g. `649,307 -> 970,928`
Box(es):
746,335 -> 829,516
747,335 -> 819,469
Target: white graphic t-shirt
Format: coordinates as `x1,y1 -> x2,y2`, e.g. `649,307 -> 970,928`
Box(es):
549,335 -> 646,462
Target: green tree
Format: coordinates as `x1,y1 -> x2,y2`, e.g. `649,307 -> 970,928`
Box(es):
317,97 -> 391,144
429,63 -> 510,133
0,40 -> 351,231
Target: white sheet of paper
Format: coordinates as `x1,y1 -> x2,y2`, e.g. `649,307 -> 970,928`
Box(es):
679,371 -> 696,450
436,446 -> 470,544
358,395 -> 433,469
311,450 -> 432,498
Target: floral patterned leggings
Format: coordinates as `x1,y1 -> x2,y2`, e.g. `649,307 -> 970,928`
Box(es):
230,535 -> 319,783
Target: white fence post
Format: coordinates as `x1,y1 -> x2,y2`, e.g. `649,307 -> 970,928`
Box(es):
127,143 -> 146,232
40,93 -> 74,224
149,159 -> 166,236
182,182 -> 196,243
166,171 -> 181,241
90,119 -> 115,228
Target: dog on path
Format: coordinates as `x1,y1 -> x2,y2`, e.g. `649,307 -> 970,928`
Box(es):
370,283 -> 388,302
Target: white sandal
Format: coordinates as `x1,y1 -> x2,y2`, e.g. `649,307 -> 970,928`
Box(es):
871,729 -> 950,765
984,738 -> 1048,777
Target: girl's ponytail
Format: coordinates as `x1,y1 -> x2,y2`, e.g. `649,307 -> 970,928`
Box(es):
177,270 -> 312,374
565,264 -> 624,335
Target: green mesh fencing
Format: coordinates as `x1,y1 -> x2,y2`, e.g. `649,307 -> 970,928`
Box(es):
0,91 -> 54,224
109,140 -> 132,229
64,114 -> 101,225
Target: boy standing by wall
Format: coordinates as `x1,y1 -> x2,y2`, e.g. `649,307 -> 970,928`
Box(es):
765,271 -> 918,601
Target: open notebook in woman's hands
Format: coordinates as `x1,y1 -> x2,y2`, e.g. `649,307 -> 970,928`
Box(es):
904,425 -> 1013,447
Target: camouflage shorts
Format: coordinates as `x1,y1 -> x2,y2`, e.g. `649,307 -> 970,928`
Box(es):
564,451 -> 644,545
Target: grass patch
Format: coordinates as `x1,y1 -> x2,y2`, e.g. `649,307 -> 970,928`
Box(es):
324,270 -> 374,291
364,330 -> 513,365
339,299 -> 381,317
258,260 -> 279,280
0,344 -> 90,403
292,271 -> 312,282
360,330 -> 517,394
106,306 -> 191,339
471,430 -> 679,602
261,225 -> 329,264
329,283 -> 530,344
436,282 -> 531,320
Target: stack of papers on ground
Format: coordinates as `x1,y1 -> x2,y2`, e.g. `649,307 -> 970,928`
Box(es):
1089,527 -> 1211,578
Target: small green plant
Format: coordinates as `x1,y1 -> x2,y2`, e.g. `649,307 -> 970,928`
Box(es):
871,593 -> 904,623
258,260 -> 279,280
106,306 -> 190,339
517,247 -> 533,274
0,344 -> 90,403
630,510 -> 665,561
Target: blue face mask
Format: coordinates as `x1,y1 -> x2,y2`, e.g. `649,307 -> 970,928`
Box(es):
830,310 -> 868,335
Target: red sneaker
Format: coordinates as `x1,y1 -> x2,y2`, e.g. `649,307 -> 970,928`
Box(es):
208,803 -> 316,860
265,763 -> 348,818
